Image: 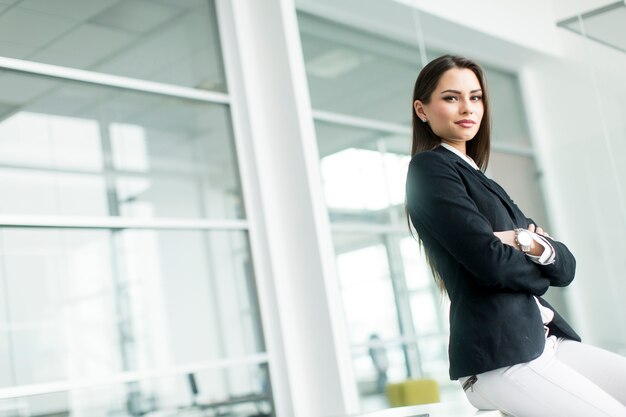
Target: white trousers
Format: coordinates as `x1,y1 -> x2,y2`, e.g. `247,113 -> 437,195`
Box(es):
459,336 -> 626,417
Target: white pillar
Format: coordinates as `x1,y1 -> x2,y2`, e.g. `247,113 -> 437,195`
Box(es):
217,0 -> 359,416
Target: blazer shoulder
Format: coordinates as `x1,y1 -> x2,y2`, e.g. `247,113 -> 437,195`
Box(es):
409,149 -> 456,170
408,150 -> 460,181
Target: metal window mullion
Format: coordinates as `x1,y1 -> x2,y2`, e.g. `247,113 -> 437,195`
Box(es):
313,109 -> 410,135
0,215 -> 248,231
556,1 -> 625,27
330,222 -> 407,234
383,234 -> 423,379
0,353 -> 270,400
491,143 -> 535,157
98,113 -> 139,398
0,56 -> 230,104
0,162 -> 216,182
313,108 -> 536,158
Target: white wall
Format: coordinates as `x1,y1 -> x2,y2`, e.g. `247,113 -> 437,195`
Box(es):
522,31 -> 626,351
392,0 -> 560,56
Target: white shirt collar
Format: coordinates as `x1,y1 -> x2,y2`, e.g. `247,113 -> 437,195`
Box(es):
439,143 -> 479,171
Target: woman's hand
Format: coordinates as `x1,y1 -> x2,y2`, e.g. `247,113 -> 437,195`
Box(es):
528,223 -> 550,238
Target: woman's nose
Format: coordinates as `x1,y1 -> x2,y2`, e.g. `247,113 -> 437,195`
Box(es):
460,100 -> 474,114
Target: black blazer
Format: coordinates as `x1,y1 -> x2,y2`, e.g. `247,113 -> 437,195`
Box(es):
405,146 -> 580,380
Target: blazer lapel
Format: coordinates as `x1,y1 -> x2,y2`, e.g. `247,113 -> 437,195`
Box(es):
433,146 -> 520,224
462,163 -> 518,222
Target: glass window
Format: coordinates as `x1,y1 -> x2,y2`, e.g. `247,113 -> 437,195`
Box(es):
0,0 -> 226,91
415,336 -> 448,376
334,233 -> 401,343
0,363 -> 273,417
0,0 -> 270,413
409,293 -> 439,336
0,228 -> 263,387
333,232 -> 448,409
299,12 -> 423,124
317,121 -> 410,224
489,152 -> 549,228
400,237 -> 431,291
0,72 -> 244,219
488,71 -> 532,147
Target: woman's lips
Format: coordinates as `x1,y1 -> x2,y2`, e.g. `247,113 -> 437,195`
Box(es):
456,122 -> 475,128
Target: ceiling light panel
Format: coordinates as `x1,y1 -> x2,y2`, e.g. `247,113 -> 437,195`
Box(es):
89,0 -> 182,34
557,1 -> 626,53
17,0 -> 120,21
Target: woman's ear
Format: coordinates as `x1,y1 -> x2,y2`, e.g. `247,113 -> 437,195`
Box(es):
414,100 -> 426,120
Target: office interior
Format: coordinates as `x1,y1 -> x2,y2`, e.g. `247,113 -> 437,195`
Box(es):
0,0 -> 624,416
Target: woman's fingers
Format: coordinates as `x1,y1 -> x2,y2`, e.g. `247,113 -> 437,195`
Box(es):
533,225 -> 551,238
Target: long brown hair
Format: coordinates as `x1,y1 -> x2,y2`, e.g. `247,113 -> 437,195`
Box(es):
406,55 -> 492,293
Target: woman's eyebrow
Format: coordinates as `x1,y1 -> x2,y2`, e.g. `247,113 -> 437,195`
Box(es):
439,89 -> 483,94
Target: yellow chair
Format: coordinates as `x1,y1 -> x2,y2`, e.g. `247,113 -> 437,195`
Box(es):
386,382 -> 404,407
386,378 -> 440,407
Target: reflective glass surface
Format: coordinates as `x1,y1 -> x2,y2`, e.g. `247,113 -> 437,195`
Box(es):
0,0 -> 226,91
0,72 -> 244,219
0,364 -> 272,417
488,71 -> 532,147
317,121 -> 410,224
0,228 -> 263,388
333,233 -> 401,344
299,12 -> 424,125
333,232 -> 449,404
488,152 -> 549,228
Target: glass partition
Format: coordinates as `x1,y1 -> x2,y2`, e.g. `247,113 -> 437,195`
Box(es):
317,121 -> 410,224
0,228 -> 263,387
0,73 -> 244,219
299,12 -> 424,124
0,0 -> 226,91
0,0 -> 270,414
0,363 -> 273,416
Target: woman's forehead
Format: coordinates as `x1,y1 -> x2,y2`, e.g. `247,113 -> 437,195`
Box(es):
436,68 -> 481,91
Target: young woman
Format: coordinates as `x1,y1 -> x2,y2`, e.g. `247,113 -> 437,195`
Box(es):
405,54 -> 626,416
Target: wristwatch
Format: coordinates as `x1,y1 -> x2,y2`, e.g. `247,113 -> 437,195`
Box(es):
514,228 -> 533,253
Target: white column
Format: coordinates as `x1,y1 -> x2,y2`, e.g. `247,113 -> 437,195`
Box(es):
217,0 -> 358,416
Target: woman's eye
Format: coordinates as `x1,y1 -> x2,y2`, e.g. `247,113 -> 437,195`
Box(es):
443,95 -> 482,102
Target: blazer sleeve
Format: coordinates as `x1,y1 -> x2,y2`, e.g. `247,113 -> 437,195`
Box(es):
531,236 -> 576,287
488,179 -> 577,287
406,152 -> 550,295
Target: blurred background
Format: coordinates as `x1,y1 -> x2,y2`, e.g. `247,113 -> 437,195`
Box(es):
0,0 -> 624,416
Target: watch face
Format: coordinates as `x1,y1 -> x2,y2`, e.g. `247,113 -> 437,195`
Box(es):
518,231 -> 533,246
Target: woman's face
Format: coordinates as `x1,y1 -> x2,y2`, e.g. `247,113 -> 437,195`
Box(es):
414,68 -> 484,149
